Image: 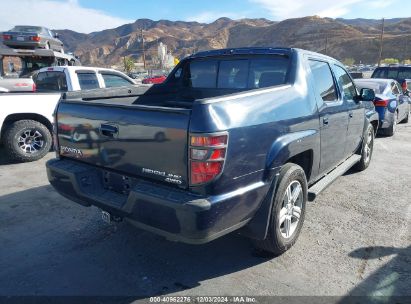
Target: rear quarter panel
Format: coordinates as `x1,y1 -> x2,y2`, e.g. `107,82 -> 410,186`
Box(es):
189,51 -> 321,196
0,93 -> 60,134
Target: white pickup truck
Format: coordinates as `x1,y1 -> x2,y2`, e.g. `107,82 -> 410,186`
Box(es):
0,66 -> 137,162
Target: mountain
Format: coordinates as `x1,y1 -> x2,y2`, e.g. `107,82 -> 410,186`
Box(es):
2,16 -> 410,66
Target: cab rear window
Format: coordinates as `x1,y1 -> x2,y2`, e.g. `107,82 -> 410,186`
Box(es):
35,71 -> 68,92
174,56 -> 290,89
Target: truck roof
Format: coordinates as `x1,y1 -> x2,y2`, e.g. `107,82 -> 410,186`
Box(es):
188,47 -> 340,64
37,66 -> 127,74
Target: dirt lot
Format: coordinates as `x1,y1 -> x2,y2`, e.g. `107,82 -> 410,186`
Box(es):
0,123 -> 410,301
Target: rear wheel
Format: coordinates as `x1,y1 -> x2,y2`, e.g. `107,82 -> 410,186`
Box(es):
253,163 -> 307,256
3,120 -> 52,162
401,110 -> 409,123
385,112 -> 398,136
354,124 -> 374,172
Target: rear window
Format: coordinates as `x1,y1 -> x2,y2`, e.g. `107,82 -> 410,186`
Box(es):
355,81 -> 387,94
176,56 -> 289,89
35,71 -> 68,92
77,73 -> 99,90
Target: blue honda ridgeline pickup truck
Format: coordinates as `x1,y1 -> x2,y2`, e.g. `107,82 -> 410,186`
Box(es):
47,48 -> 379,255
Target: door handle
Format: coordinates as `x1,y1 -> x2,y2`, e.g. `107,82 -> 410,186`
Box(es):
100,124 -> 118,138
349,112 -> 353,118
323,116 -> 329,125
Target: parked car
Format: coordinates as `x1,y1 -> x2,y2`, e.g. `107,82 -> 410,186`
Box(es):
46,48 -> 379,255
355,79 -> 410,136
2,26 -> 64,53
0,66 -> 136,162
142,75 -> 167,84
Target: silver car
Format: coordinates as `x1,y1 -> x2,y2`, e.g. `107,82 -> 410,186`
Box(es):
2,26 -> 64,53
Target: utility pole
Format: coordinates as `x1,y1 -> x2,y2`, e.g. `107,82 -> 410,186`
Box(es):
141,29 -> 147,70
378,18 -> 385,67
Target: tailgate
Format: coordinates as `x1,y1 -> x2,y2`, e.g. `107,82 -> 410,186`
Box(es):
56,101 -> 190,188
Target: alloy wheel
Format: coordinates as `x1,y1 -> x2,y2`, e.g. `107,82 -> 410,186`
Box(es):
279,180 -> 303,239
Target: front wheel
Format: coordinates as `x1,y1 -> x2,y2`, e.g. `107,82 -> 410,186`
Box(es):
253,163 -> 307,256
3,120 -> 52,162
354,124 -> 374,172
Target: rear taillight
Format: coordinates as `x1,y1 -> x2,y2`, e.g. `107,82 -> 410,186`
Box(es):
30,36 -> 40,42
402,80 -> 408,92
189,133 -> 228,185
2,34 -> 11,40
32,82 -> 36,92
373,99 -> 389,107
52,109 -> 60,158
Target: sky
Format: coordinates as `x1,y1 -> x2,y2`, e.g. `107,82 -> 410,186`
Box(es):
0,0 -> 406,33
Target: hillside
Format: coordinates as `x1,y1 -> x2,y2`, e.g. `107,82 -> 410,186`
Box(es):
2,16 -> 410,66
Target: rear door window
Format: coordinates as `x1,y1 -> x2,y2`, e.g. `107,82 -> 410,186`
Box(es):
35,71 -> 68,92
77,72 -> 100,90
308,60 -> 337,102
101,73 -> 133,88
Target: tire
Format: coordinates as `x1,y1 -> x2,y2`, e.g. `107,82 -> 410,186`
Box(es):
385,112 -> 398,136
154,132 -> 166,142
354,124 -> 374,172
401,111 -> 409,123
3,120 -> 52,162
253,163 -> 307,256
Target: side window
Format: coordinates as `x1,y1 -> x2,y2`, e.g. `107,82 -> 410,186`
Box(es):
308,60 -> 337,102
101,73 -> 133,88
391,82 -> 400,95
373,68 -> 387,78
333,65 -> 357,101
397,69 -> 411,79
77,72 -> 99,90
35,71 -> 68,92
387,69 -> 399,79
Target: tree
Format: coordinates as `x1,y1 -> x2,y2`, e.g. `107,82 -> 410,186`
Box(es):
403,59 -> 411,65
123,56 -> 134,73
342,58 -> 355,66
381,58 -> 399,65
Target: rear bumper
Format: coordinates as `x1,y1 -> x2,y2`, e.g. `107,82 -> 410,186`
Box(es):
3,41 -> 45,48
46,158 -> 269,244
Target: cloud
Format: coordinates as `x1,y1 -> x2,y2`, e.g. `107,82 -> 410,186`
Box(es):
250,0 -> 368,19
0,0 -> 133,33
186,11 -> 246,23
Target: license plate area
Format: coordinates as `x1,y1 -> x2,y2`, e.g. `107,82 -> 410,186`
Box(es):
103,171 -> 133,195
17,36 -> 25,41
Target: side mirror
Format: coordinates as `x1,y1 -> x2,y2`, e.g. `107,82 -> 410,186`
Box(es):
359,88 -> 375,102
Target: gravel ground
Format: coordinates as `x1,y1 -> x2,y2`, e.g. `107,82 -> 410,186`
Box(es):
0,123 -> 410,301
